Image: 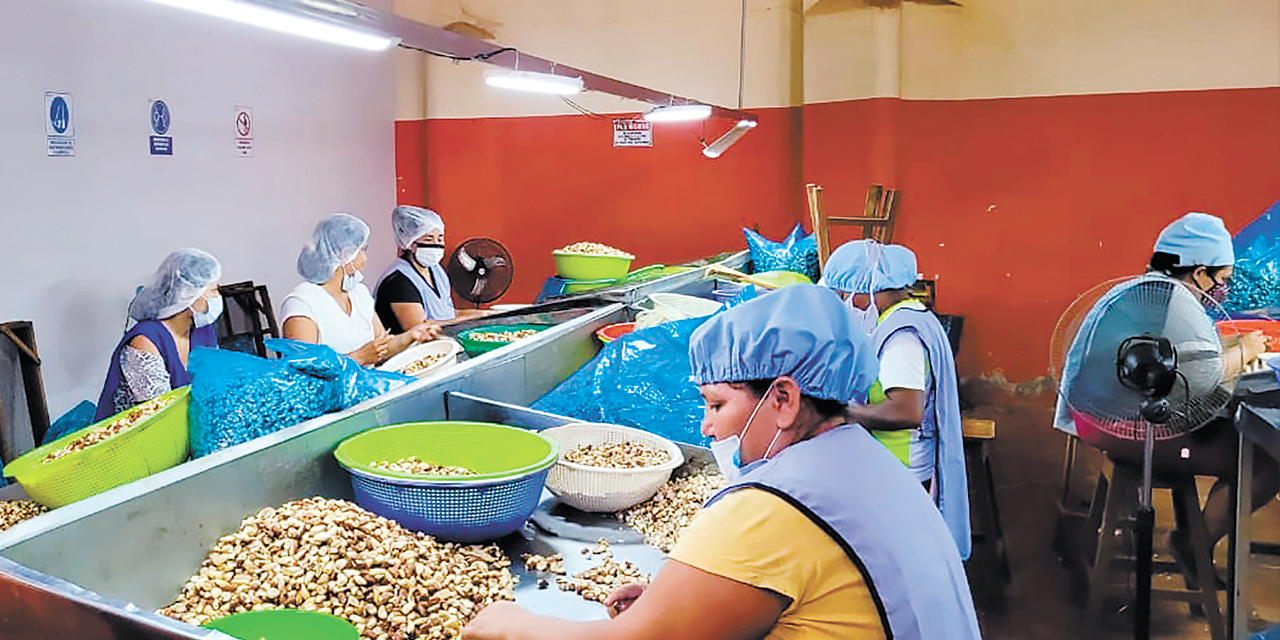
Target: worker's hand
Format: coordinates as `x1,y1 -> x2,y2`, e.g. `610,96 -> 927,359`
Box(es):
408,321 -> 443,344
461,601 -> 533,639
349,335 -> 392,366
604,582 -> 647,618
1240,330 -> 1268,363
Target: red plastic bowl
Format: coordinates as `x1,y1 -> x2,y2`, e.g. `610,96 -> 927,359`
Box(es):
1216,319 -> 1280,352
596,322 -> 636,344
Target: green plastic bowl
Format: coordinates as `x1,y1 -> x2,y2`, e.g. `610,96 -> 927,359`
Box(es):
753,270 -> 812,288
455,323 -> 553,357
2,387 -> 191,508
562,277 -> 619,294
553,250 -> 634,281
203,609 -> 359,640
334,421 -> 559,483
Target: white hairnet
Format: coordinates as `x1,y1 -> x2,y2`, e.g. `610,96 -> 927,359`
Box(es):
391,206 -> 445,250
128,248 -> 222,321
297,213 -> 370,283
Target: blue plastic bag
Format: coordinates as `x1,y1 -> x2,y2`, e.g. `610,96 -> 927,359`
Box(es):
1225,202 -> 1279,313
41,400 -> 97,445
743,223 -> 820,282
534,317 -> 713,447
188,339 -> 412,457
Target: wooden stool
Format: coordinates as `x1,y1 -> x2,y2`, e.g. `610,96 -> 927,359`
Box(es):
962,418 -> 1011,611
1074,455 -> 1225,640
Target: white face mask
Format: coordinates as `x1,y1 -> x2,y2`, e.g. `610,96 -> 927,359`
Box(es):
709,381 -> 783,482
414,246 -> 445,267
192,294 -> 223,328
341,267 -> 364,292
850,293 -> 878,335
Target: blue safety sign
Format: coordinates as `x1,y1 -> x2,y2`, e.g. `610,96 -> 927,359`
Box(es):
150,99 -> 173,156
45,91 -> 75,157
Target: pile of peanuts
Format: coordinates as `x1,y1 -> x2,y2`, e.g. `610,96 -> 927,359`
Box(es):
621,462 -> 725,552
369,457 -> 476,477
563,442 -> 671,469
159,498 -> 515,640
522,553 -> 566,575
560,242 -> 634,259
401,353 -> 448,375
556,540 -> 649,603
0,500 -> 48,533
467,329 -> 540,343
45,395 -> 172,462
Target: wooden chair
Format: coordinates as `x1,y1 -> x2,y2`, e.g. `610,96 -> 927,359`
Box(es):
806,183 -> 900,268
962,418 -> 1012,611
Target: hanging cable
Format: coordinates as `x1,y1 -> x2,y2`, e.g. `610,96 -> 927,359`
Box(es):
738,0 -> 747,109
400,45 -> 515,62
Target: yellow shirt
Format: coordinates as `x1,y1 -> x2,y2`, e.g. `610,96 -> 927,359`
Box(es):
668,488 -> 888,640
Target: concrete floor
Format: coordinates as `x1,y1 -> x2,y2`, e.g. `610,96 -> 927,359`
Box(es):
961,386 -> 1279,640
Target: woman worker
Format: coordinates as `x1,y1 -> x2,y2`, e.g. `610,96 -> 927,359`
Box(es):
818,239 -> 970,560
463,285 -> 981,640
1055,212 -> 1273,570
281,213 -> 440,366
95,249 -> 223,420
375,205 -> 457,331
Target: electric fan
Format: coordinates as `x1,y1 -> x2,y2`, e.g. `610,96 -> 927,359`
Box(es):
445,238 -> 513,308
1049,273 -> 1245,640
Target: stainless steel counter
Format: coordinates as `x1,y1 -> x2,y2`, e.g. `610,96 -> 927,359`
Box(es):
0,255 -> 738,638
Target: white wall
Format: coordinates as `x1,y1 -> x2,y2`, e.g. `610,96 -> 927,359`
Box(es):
0,0 -> 397,418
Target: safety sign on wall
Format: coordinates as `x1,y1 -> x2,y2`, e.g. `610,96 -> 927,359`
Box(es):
234,106 -> 253,158
45,91 -> 75,157
612,117 -> 652,148
149,100 -> 173,156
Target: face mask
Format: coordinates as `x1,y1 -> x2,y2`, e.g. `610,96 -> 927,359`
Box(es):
192,294 -> 223,328
709,381 -> 783,482
414,245 -> 445,267
847,292 -> 878,335
1204,278 -> 1230,304
341,267 -> 364,292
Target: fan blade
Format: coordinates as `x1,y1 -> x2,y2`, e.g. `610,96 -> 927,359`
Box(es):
470,277 -> 488,298
458,247 -> 478,272
486,256 -> 508,268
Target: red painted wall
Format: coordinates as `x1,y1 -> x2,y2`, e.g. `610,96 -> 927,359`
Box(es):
398,87 -> 1280,380
395,107 -> 804,307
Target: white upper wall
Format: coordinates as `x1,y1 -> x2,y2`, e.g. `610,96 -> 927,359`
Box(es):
0,0 -> 396,416
393,0 -> 803,120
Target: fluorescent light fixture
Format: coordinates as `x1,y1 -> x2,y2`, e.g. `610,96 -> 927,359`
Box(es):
702,119 -> 758,159
139,0 -> 397,51
643,104 -> 713,123
485,70 -> 584,95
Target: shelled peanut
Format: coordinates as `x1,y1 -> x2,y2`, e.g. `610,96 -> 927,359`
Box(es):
559,242 -> 634,259
370,457 -> 476,477
401,353 -> 447,375
556,539 -> 649,603
467,329 -> 539,343
44,395 -> 173,462
0,501 -> 48,533
563,442 -> 671,469
620,462 -> 724,551
159,497 -> 515,640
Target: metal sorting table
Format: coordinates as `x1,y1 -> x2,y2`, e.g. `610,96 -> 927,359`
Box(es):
1229,371 -> 1279,640
0,255 -> 740,639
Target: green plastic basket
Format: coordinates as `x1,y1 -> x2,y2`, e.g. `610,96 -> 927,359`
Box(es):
334,422 -> 559,541
455,323 -> 554,357
203,609 -> 359,640
1,387 -> 191,508
552,250 -> 633,281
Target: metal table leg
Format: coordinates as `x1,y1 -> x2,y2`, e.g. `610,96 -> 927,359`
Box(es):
1231,432 -> 1253,639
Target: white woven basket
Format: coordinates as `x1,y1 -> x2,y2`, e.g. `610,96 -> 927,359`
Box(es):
542,423 -> 685,513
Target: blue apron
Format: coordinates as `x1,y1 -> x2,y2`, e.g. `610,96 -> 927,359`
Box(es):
95,320 -> 216,420
710,425 -> 981,640
872,306 -> 971,560
378,258 -> 456,321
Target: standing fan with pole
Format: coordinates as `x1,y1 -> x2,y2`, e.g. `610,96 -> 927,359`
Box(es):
445,238 -> 513,308
1049,274 -> 1247,640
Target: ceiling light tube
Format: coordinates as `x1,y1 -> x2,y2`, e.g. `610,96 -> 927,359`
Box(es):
485,70 -> 584,95
702,119 -> 758,159
138,0 -> 397,51
643,104 -> 713,123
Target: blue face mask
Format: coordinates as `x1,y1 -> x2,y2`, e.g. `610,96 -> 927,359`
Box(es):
709,381 -> 784,482
192,294 -> 223,328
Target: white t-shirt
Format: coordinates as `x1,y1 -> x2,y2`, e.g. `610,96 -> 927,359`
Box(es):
878,302 -> 935,484
280,282 -> 376,356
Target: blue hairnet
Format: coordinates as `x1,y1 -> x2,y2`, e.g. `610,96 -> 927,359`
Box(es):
689,284 -> 879,403
817,239 -> 918,293
1154,212 -> 1234,267
391,205 -> 444,250
128,248 -> 222,321
297,214 -> 370,283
